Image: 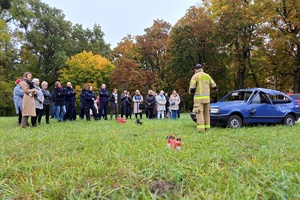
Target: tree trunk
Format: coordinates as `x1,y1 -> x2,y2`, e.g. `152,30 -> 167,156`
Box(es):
294,43 -> 300,92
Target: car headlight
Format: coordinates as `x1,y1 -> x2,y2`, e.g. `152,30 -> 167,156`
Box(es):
210,108 -> 220,113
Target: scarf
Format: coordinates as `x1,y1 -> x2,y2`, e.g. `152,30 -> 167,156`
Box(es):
23,78 -> 35,89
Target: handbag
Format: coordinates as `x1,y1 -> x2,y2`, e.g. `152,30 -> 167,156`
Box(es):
138,103 -> 145,110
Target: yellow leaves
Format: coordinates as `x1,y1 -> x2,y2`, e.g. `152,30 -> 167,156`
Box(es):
60,51 -> 115,89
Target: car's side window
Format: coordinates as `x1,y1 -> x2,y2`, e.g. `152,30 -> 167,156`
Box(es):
260,93 -> 270,104
251,93 -> 261,104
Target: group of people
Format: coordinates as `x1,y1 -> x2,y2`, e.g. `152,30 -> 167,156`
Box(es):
13,72 -> 77,127
78,84 -> 183,121
14,63 -> 218,133
13,71 -> 183,128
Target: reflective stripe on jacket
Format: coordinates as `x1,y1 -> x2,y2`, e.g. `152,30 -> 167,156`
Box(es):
189,69 -> 217,103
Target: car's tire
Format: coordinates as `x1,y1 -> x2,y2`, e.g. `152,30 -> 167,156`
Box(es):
283,114 -> 295,126
227,115 -> 243,128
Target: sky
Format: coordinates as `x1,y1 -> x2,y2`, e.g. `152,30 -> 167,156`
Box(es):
41,0 -> 201,48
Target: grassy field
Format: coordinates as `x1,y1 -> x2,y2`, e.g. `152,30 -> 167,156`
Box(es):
0,114 -> 300,199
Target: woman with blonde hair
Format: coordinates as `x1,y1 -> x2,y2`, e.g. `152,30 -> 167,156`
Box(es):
31,78 -> 44,127
133,89 -> 144,119
145,90 -> 155,119
38,81 -> 51,124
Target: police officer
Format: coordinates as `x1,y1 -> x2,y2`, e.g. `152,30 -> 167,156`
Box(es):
189,64 -> 218,132
63,82 -> 76,121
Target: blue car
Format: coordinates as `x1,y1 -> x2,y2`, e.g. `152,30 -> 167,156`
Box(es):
191,88 -> 300,128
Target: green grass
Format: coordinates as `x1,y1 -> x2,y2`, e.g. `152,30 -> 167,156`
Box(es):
0,114 -> 300,199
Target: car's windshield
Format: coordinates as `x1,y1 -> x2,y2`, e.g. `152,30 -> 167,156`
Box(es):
220,91 -> 253,102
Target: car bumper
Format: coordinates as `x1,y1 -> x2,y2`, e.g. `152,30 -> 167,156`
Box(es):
210,114 -> 230,125
295,112 -> 300,121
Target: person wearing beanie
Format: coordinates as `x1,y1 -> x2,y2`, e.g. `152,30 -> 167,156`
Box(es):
13,78 -> 24,125
189,64 -> 218,133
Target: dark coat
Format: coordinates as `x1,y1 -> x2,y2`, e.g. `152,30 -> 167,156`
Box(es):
80,88 -> 86,106
99,89 -> 110,103
51,90 -> 56,104
84,91 -> 96,106
120,93 -> 132,115
42,89 -> 51,105
54,88 -> 66,106
145,94 -> 156,108
109,93 -> 118,110
64,87 -> 76,102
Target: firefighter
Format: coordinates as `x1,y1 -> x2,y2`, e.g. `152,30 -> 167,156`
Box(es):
189,64 -> 218,132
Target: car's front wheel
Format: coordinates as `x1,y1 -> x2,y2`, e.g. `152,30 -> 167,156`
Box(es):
227,115 -> 243,128
283,114 -> 295,126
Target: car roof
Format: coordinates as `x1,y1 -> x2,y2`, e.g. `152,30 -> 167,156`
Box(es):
235,88 -> 282,95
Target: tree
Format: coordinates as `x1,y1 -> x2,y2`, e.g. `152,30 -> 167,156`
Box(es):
206,0 -> 262,89
71,24 -> 111,57
109,35 -> 152,96
259,0 -> 300,91
135,19 -> 172,91
61,51 -> 115,101
109,57 -> 152,96
19,0 -> 72,87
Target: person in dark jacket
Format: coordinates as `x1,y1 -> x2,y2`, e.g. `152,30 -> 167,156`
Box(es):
53,81 -> 66,122
38,81 -> 51,124
84,86 -> 99,121
165,92 -> 171,118
79,87 -> 87,119
120,89 -> 132,119
63,82 -> 76,121
98,83 -> 110,120
145,90 -> 156,119
109,88 -> 118,120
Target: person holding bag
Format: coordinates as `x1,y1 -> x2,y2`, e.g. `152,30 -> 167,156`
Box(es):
133,90 -> 144,119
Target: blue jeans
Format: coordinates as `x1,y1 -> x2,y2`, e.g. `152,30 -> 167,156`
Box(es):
56,105 -> 66,121
171,110 -> 178,119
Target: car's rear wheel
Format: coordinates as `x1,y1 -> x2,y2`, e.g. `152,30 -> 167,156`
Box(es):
283,114 -> 295,126
227,115 -> 242,128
